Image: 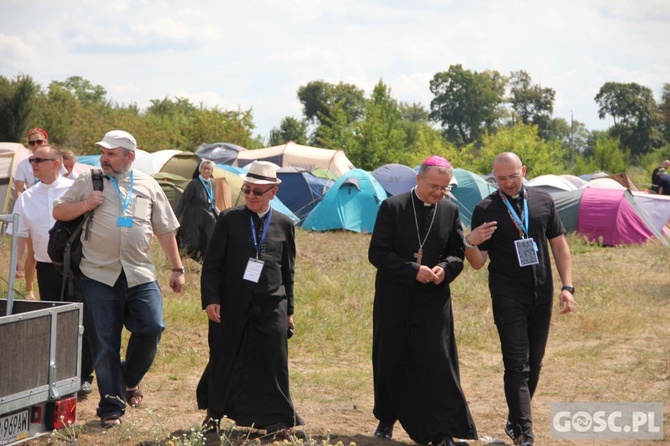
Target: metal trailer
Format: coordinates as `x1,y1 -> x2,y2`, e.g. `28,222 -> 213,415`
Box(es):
0,214 -> 83,445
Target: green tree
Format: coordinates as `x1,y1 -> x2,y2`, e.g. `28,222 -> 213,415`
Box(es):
349,80 -> 406,170
594,81 -> 662,155
590,134 -> 628,173
314,100 -> 357,153
475,124 -> 565,177
659,83 -> 670,143
51,76 -> 108,106
268,116 -> 309,145
429,64 -> 507,146
508,70 -> 555,139
0,74 -> 39,141
297,80 -> 366,127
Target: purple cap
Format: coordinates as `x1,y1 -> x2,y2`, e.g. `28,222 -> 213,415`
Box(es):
422,156 -> 452,169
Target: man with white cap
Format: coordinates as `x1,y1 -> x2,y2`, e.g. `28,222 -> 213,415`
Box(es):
53,130 -> 185,428
368,156 -> 477,446
198,160 -> 304,438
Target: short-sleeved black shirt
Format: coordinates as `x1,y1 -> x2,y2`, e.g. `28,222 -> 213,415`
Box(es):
471,187 -> 565,304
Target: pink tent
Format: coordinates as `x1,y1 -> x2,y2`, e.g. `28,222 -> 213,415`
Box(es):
577,188 -> 655,246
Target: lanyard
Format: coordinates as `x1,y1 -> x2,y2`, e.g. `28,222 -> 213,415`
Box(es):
499,188 -> 529,238
110,170 -> 134,215
249,207 -> 273,259
198,176 -> 215,210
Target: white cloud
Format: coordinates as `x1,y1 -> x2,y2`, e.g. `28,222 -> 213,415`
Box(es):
1,0 -> 668,140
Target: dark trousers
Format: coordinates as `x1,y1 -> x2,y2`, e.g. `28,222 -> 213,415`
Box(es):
36,261 -> 95,383
492,298 -> 552,441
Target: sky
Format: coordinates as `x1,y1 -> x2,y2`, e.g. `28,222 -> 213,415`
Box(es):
1,0 -> 669,144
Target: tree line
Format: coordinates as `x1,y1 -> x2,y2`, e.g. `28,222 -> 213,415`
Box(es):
1,66 -> 669,180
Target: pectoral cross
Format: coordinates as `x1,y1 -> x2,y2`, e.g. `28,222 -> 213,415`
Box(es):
414,248 -> 423,265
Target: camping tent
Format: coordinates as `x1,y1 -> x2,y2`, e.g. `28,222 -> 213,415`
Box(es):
631,192 -> 670,234
134,150 -> 200,179
372,164 -> 416,196
0,142 -> 30,213
276,167 -> 333,220
580,178 -> 626,190
195,142 -> 246,165
527,175 -> 578,194
449,168 -> 498,228
301,169 -> 387,233
550,188 -> 669,246
234,141 -> 354,178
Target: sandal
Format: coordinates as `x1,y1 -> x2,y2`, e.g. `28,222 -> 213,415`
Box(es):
101,415 -> 122,429
125,386 -> 143,407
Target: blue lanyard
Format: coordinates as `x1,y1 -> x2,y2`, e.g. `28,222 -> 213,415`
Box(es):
110,170 -> 134,215
499,189 -> 529,238
198,176 -> 215,209
249,207 -> 273,259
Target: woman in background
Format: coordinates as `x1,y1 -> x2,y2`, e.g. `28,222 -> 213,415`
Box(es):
175,159 -> 219,262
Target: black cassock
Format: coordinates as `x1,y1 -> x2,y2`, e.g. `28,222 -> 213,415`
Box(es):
175,178 -> 218,262
197,206 -> 303,430
368,191 -> 477,443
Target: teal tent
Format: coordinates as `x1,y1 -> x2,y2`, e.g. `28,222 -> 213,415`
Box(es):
301,169 -> 388,233
450,168 -> 498,227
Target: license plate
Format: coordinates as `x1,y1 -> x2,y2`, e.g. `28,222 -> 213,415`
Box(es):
0,409 -> 29,443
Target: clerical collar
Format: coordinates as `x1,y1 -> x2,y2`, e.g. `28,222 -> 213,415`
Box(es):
412,188 -> 434,207
503,187 -> 524,201
256,207 -> 271,219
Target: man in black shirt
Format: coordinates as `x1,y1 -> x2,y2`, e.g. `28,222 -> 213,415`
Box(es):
464,152 -> 575,446
651,160 -> 670,193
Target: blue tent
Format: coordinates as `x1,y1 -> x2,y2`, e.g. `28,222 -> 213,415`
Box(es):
301,169 -> 388,233
450,168 -> 498,228
372,163 -> 416,196
276,167 -> 333,221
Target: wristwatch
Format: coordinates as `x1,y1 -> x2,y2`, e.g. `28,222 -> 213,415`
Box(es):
561,285 -> 575,294
172,266 -> 185,274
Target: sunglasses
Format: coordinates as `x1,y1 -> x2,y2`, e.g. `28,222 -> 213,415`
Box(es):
28,157 -> 56,164
28,140 -> 45,147
241,185 -> 275,196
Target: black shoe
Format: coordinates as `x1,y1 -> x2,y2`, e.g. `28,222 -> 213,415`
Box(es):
505,419 -> 517,442
374,420 -> 395,440
432,436 -> 459,446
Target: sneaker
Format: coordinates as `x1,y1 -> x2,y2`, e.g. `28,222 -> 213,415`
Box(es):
374,420 -> 395,440
78,381 -> 93,395
505,419 -> 516,442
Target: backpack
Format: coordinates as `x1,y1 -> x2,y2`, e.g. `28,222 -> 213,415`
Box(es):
48,169 -> 104,299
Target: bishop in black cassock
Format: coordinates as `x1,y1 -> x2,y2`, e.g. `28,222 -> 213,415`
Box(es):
368,157 -> 477,445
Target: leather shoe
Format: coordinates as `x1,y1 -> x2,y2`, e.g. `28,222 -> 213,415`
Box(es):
374,420 -> 395,439
432,436 -> 459,446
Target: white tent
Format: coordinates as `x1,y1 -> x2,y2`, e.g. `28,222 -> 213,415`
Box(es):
580,178 -> 626,190
0,142 -> 30,213
234,141 -> 354,178
527,174 -> 578,193
631,192 -> 670,233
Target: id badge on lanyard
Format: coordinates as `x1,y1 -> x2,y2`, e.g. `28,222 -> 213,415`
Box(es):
244,208 -> 273,282
514,238 -> 539,267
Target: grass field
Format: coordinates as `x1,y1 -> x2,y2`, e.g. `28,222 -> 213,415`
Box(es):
5,229 -> 669,446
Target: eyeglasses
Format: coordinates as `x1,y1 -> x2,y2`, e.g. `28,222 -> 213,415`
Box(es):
28,157 -> 56,164
496,173 -> 522,183
241,185 -> 275,196
28,140 -> 45,147
423,181 -> 452,193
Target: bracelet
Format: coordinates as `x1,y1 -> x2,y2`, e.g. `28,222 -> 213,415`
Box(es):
83,200 -> 93,211
463,236 -> 477,249
172,267 -> 185,274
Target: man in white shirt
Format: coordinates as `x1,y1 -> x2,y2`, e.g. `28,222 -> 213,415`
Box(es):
12,144 -> 95,395
13,144 -> 73,300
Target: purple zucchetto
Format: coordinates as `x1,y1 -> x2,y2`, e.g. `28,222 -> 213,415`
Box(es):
421,156 -> 452,169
